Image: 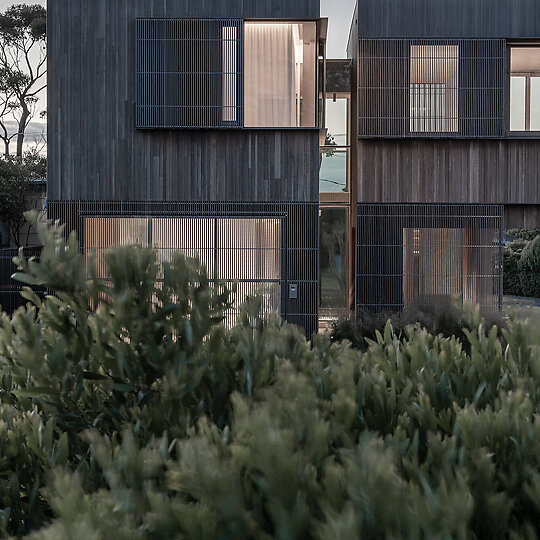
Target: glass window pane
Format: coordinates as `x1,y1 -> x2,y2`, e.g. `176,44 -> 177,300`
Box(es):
510,76 -> 526,131
530,77 -> 540,131
244,22 -> 316,128
222,27 -> 238,122
320,207 -> 348,315
325,99 -> 348,145
319,149 -> 348,193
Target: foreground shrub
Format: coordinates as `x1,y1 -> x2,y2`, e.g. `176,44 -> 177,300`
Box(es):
0,220 -> 538,538
507,227 -> 540,241
519,234 -> 540,298
503,238 -> 528,296
330,302 -> 507,352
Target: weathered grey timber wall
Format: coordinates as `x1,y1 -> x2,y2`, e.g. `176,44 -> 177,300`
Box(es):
505,205 -> 540,229
356,139 -> 540,205
47,0 -> 320,202
356,0 -> 540,38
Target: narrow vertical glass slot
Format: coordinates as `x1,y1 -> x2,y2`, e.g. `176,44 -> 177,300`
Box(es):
319,207 -> 348,317
530,77 -> 540,130
222,26 -> 237,122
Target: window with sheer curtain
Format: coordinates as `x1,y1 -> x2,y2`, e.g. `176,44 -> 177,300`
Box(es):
409,45 -> 459,133
244,22 -> 317,128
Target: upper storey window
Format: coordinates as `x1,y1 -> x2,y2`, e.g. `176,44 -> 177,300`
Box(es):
244,22 -> 317,127
409,45 -> 459,133
510,47 -> 540,132
357,39 -> 505,138
136,19 -> 318,130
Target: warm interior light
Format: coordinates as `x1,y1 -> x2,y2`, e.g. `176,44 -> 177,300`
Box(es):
244,22 -> 316,127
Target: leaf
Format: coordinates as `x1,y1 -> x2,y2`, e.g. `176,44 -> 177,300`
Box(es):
14,387 -> 60,398
11,271 -> 40,285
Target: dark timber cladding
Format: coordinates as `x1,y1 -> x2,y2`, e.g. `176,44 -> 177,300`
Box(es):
357,139 -> 540,204
48,201 -> 320,336
357,0 -> 540,38
47,0 -> 320,202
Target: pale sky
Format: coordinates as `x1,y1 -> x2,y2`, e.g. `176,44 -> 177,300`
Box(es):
0,0 -> 357,155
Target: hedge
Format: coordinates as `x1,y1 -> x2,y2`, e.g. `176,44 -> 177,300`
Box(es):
0,219 -> 537,539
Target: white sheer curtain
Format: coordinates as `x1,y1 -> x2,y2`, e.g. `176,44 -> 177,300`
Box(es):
244,23 -> 296,127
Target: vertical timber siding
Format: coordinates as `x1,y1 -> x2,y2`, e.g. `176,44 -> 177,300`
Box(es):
356,139 -> 540,205
356,0 -> 540,39
47,0 -> 320,202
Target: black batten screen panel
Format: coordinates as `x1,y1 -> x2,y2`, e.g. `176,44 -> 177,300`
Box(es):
357,39 -> 506,138
48,201 -> 319,337
357,204 -> 504,313
136,18 -> 244,129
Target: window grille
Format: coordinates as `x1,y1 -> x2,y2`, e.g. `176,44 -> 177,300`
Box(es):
357,204 -> 504,312
357,39 -> 506,138
136,18 -> 244,128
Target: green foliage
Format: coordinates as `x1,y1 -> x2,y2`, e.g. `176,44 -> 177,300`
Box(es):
519,235 -> 540,298
330,303 -> 507,352
507,228 -> 540,242
504,230 -> 540,298
0,5 -> 46,42
0,220 -> 538,538
503,239 -> 527,296
0,153 -> 45,246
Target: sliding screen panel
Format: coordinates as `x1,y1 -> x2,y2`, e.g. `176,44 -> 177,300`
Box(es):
84,217 -> 149,278
358,39 -> 505,138
151,218 -> 215,279
217,218 -> 282,326
357,204 -> 503,312
136,18 -> 243,128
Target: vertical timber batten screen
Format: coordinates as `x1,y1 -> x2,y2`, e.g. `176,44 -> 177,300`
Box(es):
357,204 -> 503,312
357,39 -> 506,138
48,201 -> 319,336
136,18 -> 244,129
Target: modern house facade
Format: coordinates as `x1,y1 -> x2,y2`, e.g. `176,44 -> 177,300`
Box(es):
47,0 -> 540,334
342,0 -> 540,314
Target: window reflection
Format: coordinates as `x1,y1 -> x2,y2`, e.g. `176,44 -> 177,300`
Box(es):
319,150 -> 348,193
320,207 -> 349,315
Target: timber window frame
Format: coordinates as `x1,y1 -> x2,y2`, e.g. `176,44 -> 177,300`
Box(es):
509,46 -> 540,134
135,18 -> 320,130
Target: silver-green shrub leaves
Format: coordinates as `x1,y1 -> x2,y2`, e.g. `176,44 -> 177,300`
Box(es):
0,220 -> 538,538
